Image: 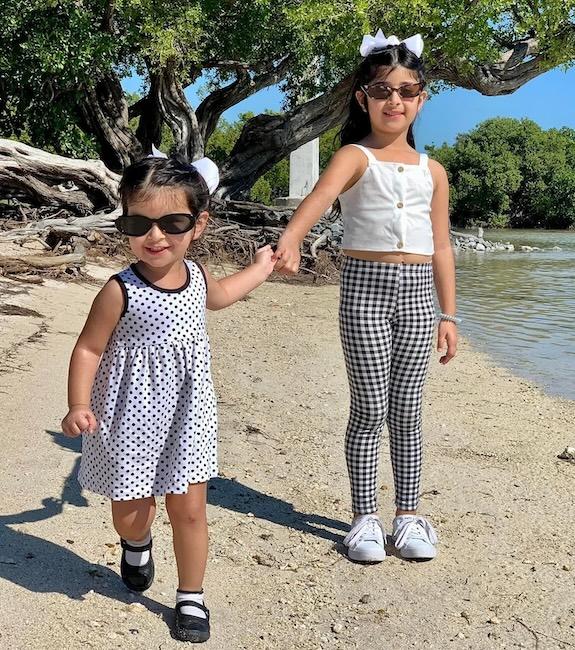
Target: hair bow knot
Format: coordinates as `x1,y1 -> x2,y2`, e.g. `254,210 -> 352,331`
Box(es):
148,145 -> 220,193
359,29 -> 424,58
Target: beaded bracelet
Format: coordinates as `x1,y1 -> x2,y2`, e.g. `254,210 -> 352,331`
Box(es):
438,312 -> 461,324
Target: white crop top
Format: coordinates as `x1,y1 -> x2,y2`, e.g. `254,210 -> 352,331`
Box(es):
339,144 -> 435,255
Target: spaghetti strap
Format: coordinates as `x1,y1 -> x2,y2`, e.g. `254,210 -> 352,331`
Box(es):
349,143 -> 377,165
418,153 -> 428,168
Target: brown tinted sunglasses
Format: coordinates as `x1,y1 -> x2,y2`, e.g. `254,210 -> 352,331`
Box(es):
361,81 -> 425,100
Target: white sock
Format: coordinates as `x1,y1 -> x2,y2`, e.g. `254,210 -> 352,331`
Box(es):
176,589 -> 207,619
124,531 -> 151,567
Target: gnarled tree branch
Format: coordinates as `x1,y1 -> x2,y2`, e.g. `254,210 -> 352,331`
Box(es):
152,60 -> 203,160
196,56 -> 292,142
218,75 -> 351,197
79,72 -> 142,171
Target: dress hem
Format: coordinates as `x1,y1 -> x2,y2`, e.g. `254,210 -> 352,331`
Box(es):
78,469 -> 219,501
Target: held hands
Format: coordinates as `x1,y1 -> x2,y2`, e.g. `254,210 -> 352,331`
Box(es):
273,234 -> 301,275
437,320 -> 457,364
253,244 -> 276,278
61,406 -> 98,437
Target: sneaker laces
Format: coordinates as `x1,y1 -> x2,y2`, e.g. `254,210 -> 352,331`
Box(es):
343,515 -> 385,550
393,516 -> 437,550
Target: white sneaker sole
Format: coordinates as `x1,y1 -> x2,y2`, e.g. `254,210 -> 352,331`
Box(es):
347,547 -> 386,563
398,545 -> 437,560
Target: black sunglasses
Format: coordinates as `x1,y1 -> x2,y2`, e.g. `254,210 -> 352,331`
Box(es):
361,81 -> 424,100
115,213 -> 197,237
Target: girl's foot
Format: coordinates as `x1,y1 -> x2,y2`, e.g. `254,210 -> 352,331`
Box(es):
343,514 -> 386,563
392,515 -> 437,560
120,533 -> 154,591
174,590 -> 210,643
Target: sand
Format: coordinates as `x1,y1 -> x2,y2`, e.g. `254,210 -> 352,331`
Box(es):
0,260 -> 574,650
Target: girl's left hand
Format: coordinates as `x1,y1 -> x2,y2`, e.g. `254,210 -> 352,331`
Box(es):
437,321 -> 457,364
253,244 -> 276,277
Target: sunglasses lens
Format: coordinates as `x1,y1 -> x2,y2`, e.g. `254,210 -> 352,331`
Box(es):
159,214 -> 196,234
365,82 -> 422,99
366,85 -> 391,100
399,83 -> 422,98
115,216 -> 151,236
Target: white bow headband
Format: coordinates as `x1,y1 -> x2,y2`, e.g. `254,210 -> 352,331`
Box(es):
149,145 -> 220,194
360,29 -> 424,58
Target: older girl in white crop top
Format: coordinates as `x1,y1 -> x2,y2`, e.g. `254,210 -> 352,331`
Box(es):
340,144 -> 434,254
274,31 -> 458,564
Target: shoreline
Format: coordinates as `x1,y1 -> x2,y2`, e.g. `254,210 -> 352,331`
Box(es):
1,264 -> 574,649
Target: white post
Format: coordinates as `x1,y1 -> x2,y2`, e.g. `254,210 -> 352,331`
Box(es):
276,138 -> 320,208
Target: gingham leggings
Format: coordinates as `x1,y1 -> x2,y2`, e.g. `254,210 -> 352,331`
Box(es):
339,257 -> 436,513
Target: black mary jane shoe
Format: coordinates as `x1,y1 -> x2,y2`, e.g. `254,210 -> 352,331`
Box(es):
173,601 -> 211,643
120,537 -> 154,592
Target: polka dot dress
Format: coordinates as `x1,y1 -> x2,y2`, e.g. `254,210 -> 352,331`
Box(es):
78,261 -> 218,501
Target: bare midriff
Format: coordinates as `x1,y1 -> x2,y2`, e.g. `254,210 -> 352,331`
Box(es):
343,249 -> 432,264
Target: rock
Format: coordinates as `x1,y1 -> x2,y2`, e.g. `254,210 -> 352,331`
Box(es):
557,446 -> 575,461
520,245 -> 533,252
21,240 -> 49,252
476,243 -> 486,252
487,616 -> 500,624
331,622 -> 344,634
359,594 -> 371,604
124,603 -> 146,614
252,554 -> 274,567
505,244 -> 515,251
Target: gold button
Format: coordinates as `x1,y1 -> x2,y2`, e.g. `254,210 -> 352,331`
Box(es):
397,241 -> 404,248
398,166 -> 404,172
397,201 -> 404,208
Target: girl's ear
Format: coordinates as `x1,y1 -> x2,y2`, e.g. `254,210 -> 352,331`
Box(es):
355,89 -> 368,113
417,89 -> 428,112
191,210 -> 209,241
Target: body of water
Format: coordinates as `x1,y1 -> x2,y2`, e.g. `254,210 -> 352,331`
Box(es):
455,229 -> 575,400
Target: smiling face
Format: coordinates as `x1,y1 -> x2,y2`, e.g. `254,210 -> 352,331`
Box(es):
355,65 -> 427,142
126,188 -> 208,270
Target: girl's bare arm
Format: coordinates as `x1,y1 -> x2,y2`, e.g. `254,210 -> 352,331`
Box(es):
62,279 -> 124,435
429,159 -> 457,364
274,146 -> 366,273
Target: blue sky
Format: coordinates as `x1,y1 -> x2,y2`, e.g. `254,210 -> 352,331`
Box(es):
122,65 -> 575,150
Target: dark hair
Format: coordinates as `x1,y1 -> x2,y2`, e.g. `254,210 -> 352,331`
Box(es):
339,43 -> 426,148
118,154 -> 211,214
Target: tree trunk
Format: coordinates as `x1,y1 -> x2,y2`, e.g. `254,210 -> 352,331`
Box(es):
152,62 -> 204,160
0,139 -> 120,214
196,56 -> 292,143
79,73 -> 142,172
134,73 -> 163,156
218,76 -> 351,198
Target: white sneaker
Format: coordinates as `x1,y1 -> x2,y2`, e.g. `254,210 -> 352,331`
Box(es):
392,515 -> 438,560
343,514 -> 386,562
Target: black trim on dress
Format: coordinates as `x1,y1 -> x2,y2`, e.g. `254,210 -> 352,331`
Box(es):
130,262 -> 191,293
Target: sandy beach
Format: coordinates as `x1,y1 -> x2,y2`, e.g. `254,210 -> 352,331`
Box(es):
0,259 -> 574,650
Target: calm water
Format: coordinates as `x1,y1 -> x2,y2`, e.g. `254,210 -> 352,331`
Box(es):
455,229 -> 575,399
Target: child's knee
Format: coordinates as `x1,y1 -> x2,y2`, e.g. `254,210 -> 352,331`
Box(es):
166,496 -> 206,527
111,499 -> 155,539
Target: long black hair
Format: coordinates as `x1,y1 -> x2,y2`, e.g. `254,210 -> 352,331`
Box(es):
119,155 -> 211,214
339,44 -> 426,148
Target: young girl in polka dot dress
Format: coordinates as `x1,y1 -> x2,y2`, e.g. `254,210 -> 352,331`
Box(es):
61,153 -> 275,643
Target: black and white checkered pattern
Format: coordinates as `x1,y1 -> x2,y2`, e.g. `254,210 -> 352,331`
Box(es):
339,257 -> 435,513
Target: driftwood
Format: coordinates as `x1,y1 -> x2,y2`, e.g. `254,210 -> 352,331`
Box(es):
0,139 -> 120,214
0,198 -> 341,282
0,252 -> 85,269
